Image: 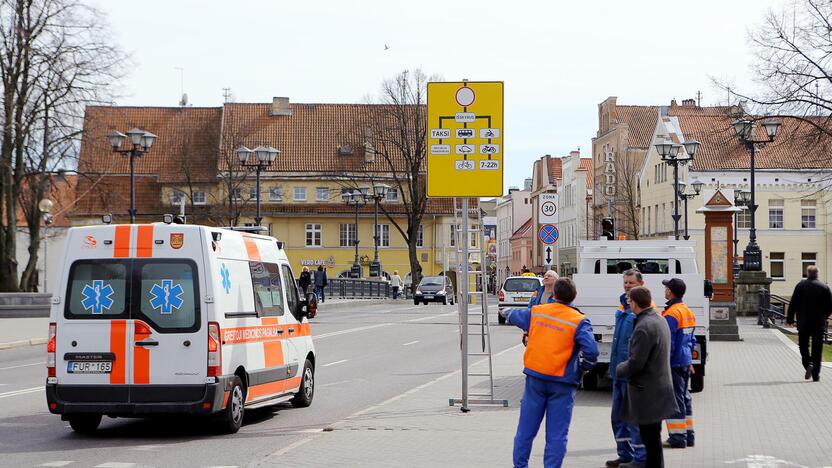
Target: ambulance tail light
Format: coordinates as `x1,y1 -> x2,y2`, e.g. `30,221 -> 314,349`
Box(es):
47,322 -> 56,378
498,290 -> 504,302
207,321 -> 222,377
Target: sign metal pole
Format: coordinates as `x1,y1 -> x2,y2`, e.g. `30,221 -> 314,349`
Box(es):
460,197 -> 469,411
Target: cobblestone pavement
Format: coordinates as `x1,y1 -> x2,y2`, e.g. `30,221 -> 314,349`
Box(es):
261,318 -> 832,467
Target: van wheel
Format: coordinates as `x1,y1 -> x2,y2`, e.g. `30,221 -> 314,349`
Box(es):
690,374 -> 704,393
291,359 -> 315,408
442,297 -> 448,305
581,370 -> 599,390
68,414 -> 101,434
221,376 -> 245,434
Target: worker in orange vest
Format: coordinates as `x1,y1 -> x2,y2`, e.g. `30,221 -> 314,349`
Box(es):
661,278 -> 696,449
501,277 -> 599,468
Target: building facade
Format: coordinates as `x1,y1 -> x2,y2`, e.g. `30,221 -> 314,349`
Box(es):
510,218 -> 533,275
556,152 -> 593,276
495,187 -> 533,287
530,155 -> 562,273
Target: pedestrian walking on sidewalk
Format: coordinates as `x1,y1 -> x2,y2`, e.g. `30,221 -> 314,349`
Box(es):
616,286 -> 678,468
501,277 -> 599,468
660,278 -> 696,449
314,266 -> 328,303
606,269 -> 648,468
299,266 -> 312,296
391,271 -> 403,300
787,265 -> 832,382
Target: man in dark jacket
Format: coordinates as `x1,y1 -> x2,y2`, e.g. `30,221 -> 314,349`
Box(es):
314,266 -> 328,303
787,266 -> 832,382
617,286 -> 678,468
299,267 -> 312,295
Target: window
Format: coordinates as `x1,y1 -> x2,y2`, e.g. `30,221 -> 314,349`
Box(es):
594,258 -> 676,275
66,261 -> 128,318
305,223 -> 322,247
769,199 -> 784,229
316,187 -> 330,202
802,253 -> 817,278
249,187 -> 258,201
386,188 -> 398,202
416,225 -> 424,248
231,188 -> 242,201
171,191 -> 185,205
377,224 -> 390,247
294,187 -> 307,201
450,224 -> 457,247
248,262 -> 284,316
654,204 -> 659,233
340,223 -> 356,247
801,200 -> 816,229
281,265 -> 301,320
770,252 -> 785,279
268,187 -> 283,202
736,207 -> 752,229
138,261 -> 200,330
192,191 -> 206,205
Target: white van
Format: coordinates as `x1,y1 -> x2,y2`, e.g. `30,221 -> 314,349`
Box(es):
572,240 -> 709,392
45,222 -> 317,434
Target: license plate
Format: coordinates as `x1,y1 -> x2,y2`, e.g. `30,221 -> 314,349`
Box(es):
515,296 -> 530,302
424,295 -> 434,299
67,361 -> 112,374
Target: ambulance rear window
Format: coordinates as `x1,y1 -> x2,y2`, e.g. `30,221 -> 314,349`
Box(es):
66,261 -> 128,318
137,261 -> 199,331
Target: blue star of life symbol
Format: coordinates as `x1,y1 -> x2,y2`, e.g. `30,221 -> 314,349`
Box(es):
81,280 -> 115,314
149,280 -> 185,315
220,263 -> 231,294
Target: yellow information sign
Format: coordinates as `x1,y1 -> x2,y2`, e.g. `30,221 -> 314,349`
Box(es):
426,81 -> 503,197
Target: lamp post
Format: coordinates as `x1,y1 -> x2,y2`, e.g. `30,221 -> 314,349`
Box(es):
734,188 -> 751,274
38,199 -> 53,293
368,182 -> 389,277
677,178 -> 704,240
342,190 -> 368,278
108,128 -> 157,223
236,146 -> 279,226
655,139 -> 700,240
731,118 -> 781,271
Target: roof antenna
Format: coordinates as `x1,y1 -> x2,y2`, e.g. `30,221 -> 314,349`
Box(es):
696,90 -> 702,107
223,87 -> 232,103
175,67 -> 188,107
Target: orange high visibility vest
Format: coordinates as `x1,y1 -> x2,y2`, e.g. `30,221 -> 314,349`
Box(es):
524,302 -> 585,377
663,302 -> 696,329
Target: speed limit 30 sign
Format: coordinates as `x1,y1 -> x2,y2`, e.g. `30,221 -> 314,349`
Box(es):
539,193 -> 558,224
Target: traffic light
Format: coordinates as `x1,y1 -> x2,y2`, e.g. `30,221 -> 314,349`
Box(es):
601,218 -> 615,240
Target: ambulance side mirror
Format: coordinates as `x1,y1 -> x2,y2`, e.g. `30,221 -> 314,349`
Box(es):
303,292 -> 318,319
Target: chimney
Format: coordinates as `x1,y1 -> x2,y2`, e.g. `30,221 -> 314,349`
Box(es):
271,97 -> 292,116
569,150 -> 580,158
682,98 -> 696,107
670,99 -> 678,107
524,178 -> 533,191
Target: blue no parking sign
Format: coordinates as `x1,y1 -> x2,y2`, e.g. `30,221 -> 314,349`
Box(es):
539,224 -> 559,244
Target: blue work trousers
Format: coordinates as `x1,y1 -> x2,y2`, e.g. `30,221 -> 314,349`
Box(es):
513,376 -> 577,468
667,367 -> 694,446
611,379 -> 645,464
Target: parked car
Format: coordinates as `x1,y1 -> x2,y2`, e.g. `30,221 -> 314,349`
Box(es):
498,276 -> 543,324
414,276 -> 455,305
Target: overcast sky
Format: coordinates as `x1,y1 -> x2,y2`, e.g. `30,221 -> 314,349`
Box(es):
94,0 -> 785,192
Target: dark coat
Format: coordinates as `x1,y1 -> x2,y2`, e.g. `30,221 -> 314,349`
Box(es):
787,278 -> 832,330
616,307 -> 678,425
299,271 -> 312,290
314,269 -> 328,288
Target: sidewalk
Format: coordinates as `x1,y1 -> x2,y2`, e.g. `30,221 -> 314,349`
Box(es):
0,298 -> 391,350
261,318 -> 832,467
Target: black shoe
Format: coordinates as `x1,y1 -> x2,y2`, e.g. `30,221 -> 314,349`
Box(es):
662,440 -> 686,449
805,363 -> 813,380
687,440 -> 695,447
605,458 -> 631,467
813,375 -> 820,382
619,463 -> 645,468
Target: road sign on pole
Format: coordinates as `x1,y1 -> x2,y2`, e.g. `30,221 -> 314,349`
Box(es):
539,193 -> 558,224
539,224 -> 559,244
544,245 -> 554,268
427,81 -> 504,197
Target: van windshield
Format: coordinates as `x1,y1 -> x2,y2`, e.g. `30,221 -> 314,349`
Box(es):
65,259 -> 200,333
594,259 -> 680,274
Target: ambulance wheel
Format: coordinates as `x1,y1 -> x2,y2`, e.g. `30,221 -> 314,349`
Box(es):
690,374 -> 704,393
291,359 -> 315,408
68,414 -> 101,434
221,376 -> 245,434
581,370 -> 599,390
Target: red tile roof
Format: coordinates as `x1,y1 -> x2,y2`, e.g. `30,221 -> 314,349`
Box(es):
578,158 -> 593,187
614,106 -> 660,149
547,156 -> 562,184
510,218 -> 533,240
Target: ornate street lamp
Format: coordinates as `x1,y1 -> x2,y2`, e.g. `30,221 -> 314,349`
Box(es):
368,182 -> 389,277
342,190 -> 368,278
237,145 -> 279,226
677,177 -> 704,240
655,139 -> 699,239
731,118 -> 780,271
108,129 -> 157,223
733,188 -> 751,274
38,199 -> 53,292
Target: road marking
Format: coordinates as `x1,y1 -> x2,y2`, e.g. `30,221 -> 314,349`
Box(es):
129,444 -> 162,451
38,462 -> 74,467
256,342 -> 524,463
402,340 -> 419,346
406,312 -> 455,322
95,464 -> 136,468
322,359 -> 348,367
0,362 -> 43,371
0,386 -> 41,399
315,323 -> 392,339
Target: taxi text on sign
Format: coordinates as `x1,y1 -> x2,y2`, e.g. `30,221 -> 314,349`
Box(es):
427,81 -> 504,197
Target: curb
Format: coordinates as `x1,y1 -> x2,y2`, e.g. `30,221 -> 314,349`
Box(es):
0,337 -> 47,350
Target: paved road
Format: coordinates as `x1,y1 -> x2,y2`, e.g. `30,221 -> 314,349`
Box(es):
0,300 -> 520,468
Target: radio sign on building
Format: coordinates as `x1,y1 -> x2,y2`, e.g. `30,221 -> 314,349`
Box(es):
426,81 -> 504,197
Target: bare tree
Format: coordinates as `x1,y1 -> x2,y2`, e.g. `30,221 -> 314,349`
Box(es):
611,149 -> 643,240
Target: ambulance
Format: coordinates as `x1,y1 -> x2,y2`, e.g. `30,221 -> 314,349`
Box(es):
45,221 -> 318,434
